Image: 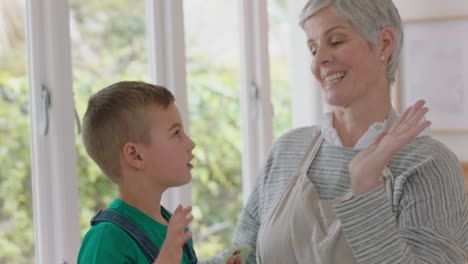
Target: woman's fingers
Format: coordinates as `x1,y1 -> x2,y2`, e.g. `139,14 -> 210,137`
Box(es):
395,106 -> 428,135
389,100 -> 426,134
388,100 -> 428,140
388,100 -> 423,133
407,119 -> 431,140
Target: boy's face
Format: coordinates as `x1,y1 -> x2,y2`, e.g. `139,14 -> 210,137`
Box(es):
140,103 -> 196,189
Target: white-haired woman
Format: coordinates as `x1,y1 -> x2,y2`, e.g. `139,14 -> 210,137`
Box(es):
206,0 -> 468,263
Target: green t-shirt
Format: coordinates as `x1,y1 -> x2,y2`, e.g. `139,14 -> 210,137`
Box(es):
78,199 -> 194,264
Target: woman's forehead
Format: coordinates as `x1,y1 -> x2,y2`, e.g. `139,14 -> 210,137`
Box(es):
303,8 -> 351,40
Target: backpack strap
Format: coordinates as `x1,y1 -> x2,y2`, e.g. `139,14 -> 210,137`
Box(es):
90,209 -> 159,263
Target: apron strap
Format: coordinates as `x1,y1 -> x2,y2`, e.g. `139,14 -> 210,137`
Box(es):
298,132 -> 324,175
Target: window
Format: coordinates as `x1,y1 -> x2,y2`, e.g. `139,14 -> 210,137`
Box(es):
268,0 -> 293,139
184,0 -> 243,258
68,0 -> 149,236
0,0 -> 34,263
21,0 -> 305,261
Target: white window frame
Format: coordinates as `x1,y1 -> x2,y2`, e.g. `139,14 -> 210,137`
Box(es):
146,0 -> 192,211
26,0 -> 80,263
238,0 -> 274,203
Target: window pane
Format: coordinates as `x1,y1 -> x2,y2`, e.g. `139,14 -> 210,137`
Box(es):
268,0 -> 292,139
0,0 -> 34,263
68,0 -> 149,237
184,0 -> 242,258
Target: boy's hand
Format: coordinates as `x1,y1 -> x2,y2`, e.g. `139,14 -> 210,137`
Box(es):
153,205 -> 193,264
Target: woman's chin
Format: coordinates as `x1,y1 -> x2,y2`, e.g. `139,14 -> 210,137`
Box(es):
325,96 -> 346,107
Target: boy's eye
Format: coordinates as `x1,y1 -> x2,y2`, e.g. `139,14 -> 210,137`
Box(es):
308,45 -> 317,56
174,129 -> 181,137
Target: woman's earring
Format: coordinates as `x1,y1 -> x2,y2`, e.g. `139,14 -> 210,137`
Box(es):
380,55 -> 385,61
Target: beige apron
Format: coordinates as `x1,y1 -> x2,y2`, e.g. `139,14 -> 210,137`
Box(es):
257,133 -> 394,264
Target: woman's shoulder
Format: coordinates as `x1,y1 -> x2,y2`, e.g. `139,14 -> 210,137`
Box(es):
273,125 -> 320,148
401,136 -> 460,164
263,125 -> 320,167
392,135 -> 463,180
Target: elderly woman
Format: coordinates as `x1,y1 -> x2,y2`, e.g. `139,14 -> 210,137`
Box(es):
213,0 -> 468,263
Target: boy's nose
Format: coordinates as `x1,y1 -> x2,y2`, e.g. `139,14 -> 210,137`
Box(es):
186,136 -> 196,151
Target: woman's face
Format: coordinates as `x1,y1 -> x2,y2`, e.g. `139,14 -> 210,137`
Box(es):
304,6 -> 387,107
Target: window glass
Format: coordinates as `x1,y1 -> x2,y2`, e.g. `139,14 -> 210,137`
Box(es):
68,0 -> 149,236
184,0 -> 243,258
0,0 -> 34,263
268,0 -> 293,139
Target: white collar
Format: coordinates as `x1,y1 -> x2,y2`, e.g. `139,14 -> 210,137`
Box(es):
319,108 -> 430,149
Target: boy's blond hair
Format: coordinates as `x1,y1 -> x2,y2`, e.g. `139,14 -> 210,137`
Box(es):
82,81 -> 175,183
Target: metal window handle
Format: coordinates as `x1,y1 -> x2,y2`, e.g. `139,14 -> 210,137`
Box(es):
250,82 -> 259,120
40,84 -> 81,135
41,85 -> 51,135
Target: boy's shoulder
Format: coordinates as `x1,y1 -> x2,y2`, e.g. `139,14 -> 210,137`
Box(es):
85,220 -> 132,240
78,222 -> 140,263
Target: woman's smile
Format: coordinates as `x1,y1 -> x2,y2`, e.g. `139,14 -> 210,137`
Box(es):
323,71 -> 346,88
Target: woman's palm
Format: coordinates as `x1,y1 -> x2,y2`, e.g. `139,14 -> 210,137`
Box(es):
349,100 -> 431,196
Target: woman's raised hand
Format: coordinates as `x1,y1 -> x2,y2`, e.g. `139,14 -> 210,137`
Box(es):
349,100 -> 431,196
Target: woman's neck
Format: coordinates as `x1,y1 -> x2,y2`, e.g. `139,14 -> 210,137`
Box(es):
332,97 -> 392,148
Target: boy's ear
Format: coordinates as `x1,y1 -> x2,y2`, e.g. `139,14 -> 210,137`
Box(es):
122,142 -> 145,170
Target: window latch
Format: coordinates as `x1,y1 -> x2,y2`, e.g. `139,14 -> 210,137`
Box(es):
250,82 -> 259,120
41,84 -> 51,136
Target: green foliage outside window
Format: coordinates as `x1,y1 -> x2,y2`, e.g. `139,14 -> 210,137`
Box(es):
0,1 -> 34,263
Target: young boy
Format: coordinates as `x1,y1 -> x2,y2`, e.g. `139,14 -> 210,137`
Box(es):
78,81 -> 197,264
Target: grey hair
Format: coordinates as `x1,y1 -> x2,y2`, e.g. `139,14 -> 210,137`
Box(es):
299,0 -> 403,85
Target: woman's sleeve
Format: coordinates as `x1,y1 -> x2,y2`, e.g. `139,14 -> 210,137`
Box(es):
334,157 -> 468,263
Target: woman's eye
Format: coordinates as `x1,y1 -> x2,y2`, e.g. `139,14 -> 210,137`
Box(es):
331,41 -> 343,46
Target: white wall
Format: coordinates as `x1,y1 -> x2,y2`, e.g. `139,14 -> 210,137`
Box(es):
394,0 -> 468,20
394,0 -> 468,162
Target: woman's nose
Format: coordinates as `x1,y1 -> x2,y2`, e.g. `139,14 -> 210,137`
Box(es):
314,46 -> 333,66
